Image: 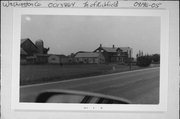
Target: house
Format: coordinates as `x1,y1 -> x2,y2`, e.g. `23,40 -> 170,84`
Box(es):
48,54 -> 69,64
94,44 -> 132,63
20,38 -> 50,64
75,52 -> 105,64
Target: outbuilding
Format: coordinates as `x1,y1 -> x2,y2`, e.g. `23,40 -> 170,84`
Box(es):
75,52 -> 105,64
48,54 -> 68,64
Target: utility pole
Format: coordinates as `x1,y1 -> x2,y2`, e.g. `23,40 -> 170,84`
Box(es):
129,49 -> 132,70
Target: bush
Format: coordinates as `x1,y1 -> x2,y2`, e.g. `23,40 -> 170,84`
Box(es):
136,56 -> 152,67
151,54 -> 160,63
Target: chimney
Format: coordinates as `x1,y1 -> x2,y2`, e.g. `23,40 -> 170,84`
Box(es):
100,44 -> 102,48
112,45 -> 115,48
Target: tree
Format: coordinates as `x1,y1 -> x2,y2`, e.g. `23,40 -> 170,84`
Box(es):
151,54 -> 160,63
136,55 -> 152,67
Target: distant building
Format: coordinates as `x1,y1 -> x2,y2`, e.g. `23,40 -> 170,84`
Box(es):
75,52 -> 105,64
20,38 -> 50,64
20,48 -> 28,64
94,44 -> 132,63
48,54 -> 69,64
21,38 -> 38,56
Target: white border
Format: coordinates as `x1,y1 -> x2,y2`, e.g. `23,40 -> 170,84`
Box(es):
11,8 -> 169,111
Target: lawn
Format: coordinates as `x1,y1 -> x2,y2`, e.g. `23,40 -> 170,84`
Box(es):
20,64 -> 157,85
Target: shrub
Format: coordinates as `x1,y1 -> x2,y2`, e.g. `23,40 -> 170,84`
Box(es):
136,56 -> 152,67
151,54 -> 160,63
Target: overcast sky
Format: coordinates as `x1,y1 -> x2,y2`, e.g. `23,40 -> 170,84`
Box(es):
21,15 -> 160,57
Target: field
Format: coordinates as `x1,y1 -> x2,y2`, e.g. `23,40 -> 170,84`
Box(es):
20,64 -> 158,85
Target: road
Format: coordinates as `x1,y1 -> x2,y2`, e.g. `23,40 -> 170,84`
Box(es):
20,68 -> 160,104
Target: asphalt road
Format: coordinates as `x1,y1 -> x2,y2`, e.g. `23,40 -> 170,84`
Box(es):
20,67 -> 160,104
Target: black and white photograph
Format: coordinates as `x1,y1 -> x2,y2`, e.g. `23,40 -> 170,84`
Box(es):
20,14 -> 161,105
2,1 -> 179,119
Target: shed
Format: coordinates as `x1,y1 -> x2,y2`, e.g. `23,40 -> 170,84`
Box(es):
75,52 -> 105,64
48,54 -> 68,64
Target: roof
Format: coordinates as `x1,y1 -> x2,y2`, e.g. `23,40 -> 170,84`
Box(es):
101,47 -> 117,53
36,54 -> 50,57
119,47 -> 132,52
49,54 -> 67,57
100,47 -> 131,53
21,38 -> 38,49
21,38 -> 28,44
75,52 -> 101,58
20,48 -> 28,55
76,51 -> 91,53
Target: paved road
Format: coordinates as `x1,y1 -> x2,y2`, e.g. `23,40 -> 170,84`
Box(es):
20,68 -> 160,104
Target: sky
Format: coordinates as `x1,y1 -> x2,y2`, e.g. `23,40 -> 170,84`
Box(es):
21,15 -> 160,58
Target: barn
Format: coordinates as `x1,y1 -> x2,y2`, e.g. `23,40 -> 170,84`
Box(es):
20,38 -> 50,64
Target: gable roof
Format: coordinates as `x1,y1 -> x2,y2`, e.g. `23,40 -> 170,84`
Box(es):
21,38 -> 38,49
101,47 -> 118,53
75,52 -> 101,58
20,48 -> 28,55
21,38 -> 28,44
98,47 -> 131,53
119,47 -> 132,52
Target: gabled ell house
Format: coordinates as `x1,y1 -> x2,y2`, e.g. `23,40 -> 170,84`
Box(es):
94,44 -> 132,63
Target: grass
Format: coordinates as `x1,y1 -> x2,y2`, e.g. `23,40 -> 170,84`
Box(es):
20,63 -> 159,85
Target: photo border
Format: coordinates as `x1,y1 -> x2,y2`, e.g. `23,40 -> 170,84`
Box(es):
11,8 -> 169,112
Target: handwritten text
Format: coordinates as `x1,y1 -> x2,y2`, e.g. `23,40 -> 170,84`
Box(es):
2,1 -> 41,8
83,1 -> 119,8
133,2 -> 162,8
48,2 -> 76,8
